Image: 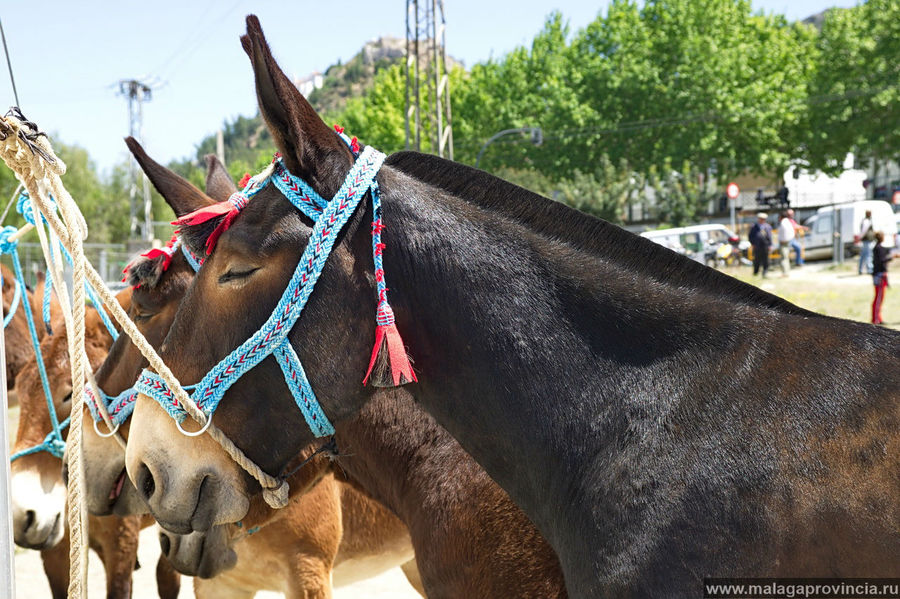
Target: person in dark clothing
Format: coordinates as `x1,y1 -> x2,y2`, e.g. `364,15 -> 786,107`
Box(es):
749,212 -> 773,277
871,231 -> 892,325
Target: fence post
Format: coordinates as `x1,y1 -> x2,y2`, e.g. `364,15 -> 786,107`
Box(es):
0,290 -> 16,598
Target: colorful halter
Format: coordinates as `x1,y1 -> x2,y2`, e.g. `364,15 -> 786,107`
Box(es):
86,238 -> 202,434
135,135 -> 414,440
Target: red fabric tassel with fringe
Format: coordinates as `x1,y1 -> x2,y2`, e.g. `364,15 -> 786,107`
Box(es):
363,304 -> 417,387
173,193 -> 248,254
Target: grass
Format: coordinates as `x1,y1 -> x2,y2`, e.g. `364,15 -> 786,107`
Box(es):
727,261 -> 899,329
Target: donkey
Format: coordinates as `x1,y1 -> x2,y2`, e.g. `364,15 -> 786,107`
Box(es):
11,296 -> 180,598
118,48 -> 565,599
125,16 -> 899,597
81,150 -> 422,598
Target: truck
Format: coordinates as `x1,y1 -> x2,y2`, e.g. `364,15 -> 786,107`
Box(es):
801,200 -> 897,261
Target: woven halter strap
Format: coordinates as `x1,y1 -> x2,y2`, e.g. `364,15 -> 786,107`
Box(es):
135,143 -> 391,438
85,240 -> 202,433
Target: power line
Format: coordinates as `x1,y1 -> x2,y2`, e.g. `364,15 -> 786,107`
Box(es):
0,18 -> 20,107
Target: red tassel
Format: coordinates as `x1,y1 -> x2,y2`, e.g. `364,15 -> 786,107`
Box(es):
238,172 -> 251,188
363,322 -> 417,387
173,199 -> 244,254
141,248 -> 174,272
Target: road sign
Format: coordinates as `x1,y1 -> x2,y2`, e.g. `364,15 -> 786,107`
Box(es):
726,182 -> 740,199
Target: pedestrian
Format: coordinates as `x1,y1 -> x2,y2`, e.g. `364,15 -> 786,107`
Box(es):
858,210 -> 876,274
871,231 -> 892,325
777,211 -> 794,276
785,208 -> 808,266
749,212 -> 773,278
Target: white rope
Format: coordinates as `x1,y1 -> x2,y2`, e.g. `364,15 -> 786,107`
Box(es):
0,114 -> 89,598
0,116 -> 291,599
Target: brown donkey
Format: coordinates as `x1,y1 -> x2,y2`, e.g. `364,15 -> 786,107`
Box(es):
120,86 -> 566,596
80,151 -> 422,599
11,295 -> 180,599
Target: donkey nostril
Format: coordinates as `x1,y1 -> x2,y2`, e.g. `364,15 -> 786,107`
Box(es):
138,463 -> 155,502
158,531 -> 171,557
23,510 -> 35,531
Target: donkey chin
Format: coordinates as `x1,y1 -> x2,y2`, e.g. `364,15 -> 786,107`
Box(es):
158,525 -> 238,579
10,466 -> 66,550
125,395 -> 251,533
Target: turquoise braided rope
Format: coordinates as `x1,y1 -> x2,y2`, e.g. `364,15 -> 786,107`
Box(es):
0,227 -> 68,461
137,145 -> 385,436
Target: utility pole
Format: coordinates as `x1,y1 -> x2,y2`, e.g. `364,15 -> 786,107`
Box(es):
405,0 -> 453,159
118,79 -> 154,242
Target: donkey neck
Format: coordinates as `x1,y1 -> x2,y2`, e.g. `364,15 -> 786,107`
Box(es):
374,165 -> 796,590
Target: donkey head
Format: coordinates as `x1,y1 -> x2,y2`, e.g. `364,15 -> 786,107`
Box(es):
11,302 -> 119,549
125,16 -> 382,532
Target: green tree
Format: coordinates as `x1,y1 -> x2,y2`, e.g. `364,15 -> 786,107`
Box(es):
805,0 -> 900,171
571,0 -> 817,178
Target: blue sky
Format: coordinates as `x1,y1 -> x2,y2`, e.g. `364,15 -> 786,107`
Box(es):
1,1 -> 858,174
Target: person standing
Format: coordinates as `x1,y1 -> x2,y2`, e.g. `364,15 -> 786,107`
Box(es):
872,231 -> 892,325
786,208 -> 808,266
777,212 -> 794,276
749,212 -> 773,277
858,210 -> 875,274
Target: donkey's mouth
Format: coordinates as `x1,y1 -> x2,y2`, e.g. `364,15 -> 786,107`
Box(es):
109,468 -> 127,505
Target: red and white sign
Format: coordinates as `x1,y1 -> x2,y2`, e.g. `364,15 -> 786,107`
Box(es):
726,182 -> 740,199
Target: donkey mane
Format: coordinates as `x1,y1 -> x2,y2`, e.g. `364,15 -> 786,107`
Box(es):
387,151 -> 815,316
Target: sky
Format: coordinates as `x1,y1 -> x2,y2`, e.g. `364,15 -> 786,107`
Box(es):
1,0 -> 859,175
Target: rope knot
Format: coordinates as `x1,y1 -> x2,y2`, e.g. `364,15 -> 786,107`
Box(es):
0,225 -> 18,254
262,480 -> 290,509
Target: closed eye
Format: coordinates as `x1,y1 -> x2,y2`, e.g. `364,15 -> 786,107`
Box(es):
218,267 -> 260,284
133,312 -> 154,322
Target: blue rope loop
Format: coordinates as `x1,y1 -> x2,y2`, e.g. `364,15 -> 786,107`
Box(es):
137,144 -> 387,438
5,234 -> 67,461
0,226 -> 22,329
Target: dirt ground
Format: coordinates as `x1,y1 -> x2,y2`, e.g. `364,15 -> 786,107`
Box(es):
6,260 -> 897,597
13,525 -> 421,598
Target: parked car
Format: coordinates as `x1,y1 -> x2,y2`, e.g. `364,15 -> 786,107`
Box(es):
641,224 -> 750,266
801,200 -> 897,261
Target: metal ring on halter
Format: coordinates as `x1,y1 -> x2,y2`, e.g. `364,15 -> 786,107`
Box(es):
93,418 -> 120,438
175,413 -> 213,437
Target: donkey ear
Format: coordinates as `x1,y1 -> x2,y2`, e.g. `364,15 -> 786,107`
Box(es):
241,15 -> 353,199
204,155 -> 237,203
125,137 -> 216,218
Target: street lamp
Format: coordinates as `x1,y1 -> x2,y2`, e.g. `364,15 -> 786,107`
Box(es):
475,127 -> 542,169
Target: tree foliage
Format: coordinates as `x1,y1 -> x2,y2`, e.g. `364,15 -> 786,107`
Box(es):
805,0 -> 900,170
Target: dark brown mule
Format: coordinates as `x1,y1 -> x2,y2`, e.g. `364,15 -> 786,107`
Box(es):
83,151 -> 422,598
122,70 -> 565,599
128,16 -> 899,597
11,296 -> 180,599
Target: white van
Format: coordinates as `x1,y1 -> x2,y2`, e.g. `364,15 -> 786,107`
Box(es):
802,200 -> 897,261
641,224 -> 748,263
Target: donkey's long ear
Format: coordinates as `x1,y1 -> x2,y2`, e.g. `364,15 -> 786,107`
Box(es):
125,137 -> 215,218
241,15 -> 353,199
204,155 -> 237,203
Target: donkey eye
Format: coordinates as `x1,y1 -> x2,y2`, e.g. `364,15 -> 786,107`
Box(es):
134,312 -> 154,322
61,392 -> 72,403
218,268 -> 260,284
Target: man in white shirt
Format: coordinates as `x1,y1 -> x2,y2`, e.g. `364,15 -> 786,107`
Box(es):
858,210 -> 875,274
777,211 -> 795,276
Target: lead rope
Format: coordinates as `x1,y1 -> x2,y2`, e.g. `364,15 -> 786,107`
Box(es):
0,110 -> 90,599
